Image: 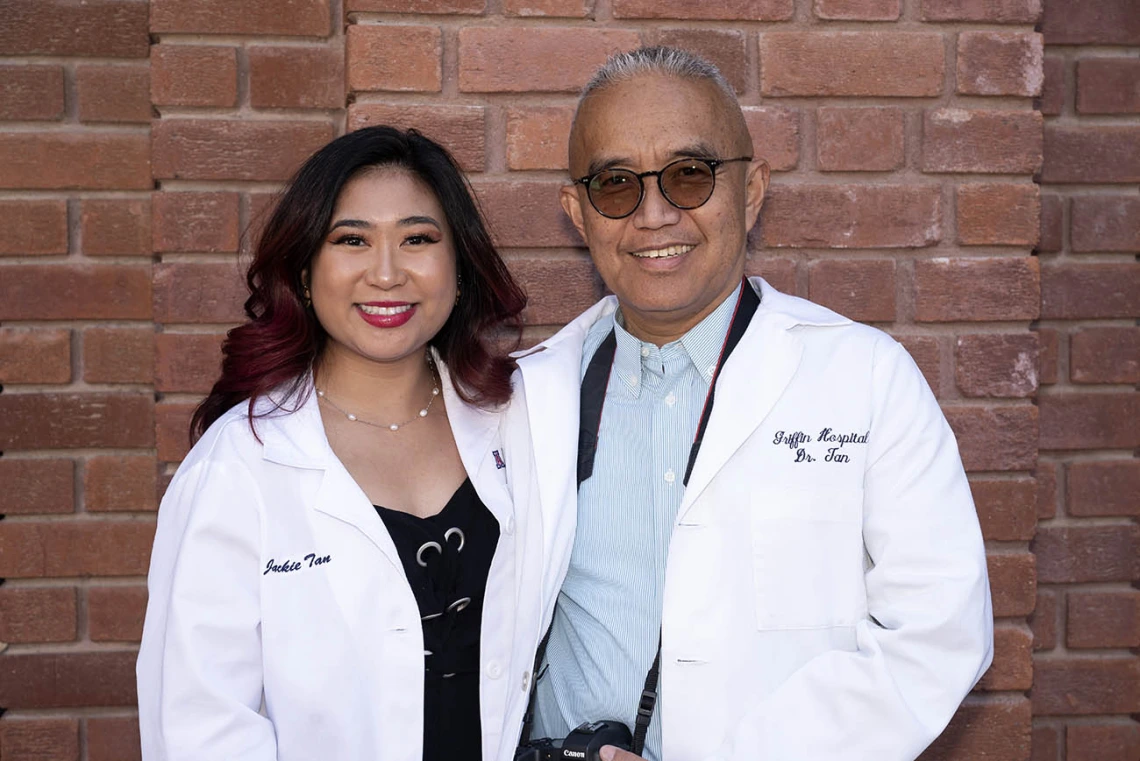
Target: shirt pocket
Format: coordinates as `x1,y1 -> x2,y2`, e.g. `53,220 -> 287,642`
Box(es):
749,488 -> 866,630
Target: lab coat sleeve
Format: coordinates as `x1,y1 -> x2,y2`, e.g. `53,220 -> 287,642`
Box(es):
714,337 -> 994,761
136,444 -> 277,761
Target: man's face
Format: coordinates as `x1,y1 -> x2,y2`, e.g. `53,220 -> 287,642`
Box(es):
561,73 -> 769,343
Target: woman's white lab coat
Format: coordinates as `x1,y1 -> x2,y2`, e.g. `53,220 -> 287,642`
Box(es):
136,364 -> 560,761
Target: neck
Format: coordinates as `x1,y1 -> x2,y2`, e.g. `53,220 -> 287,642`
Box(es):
315,346 -> 436,417
619,280 -> 742,347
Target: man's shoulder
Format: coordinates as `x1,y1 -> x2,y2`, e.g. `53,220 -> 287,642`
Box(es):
754,278 -> 901,356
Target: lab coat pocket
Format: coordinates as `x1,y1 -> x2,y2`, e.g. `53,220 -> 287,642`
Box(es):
749,488 -> 866,630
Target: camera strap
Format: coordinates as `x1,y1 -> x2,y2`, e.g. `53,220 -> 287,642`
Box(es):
520,279 -> 760,755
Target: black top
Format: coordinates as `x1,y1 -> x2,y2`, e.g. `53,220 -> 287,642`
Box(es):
375,478 -> 500,761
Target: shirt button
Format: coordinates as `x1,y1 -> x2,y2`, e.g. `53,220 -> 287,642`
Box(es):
641,346 -> 650,358
629,375 -> 639,386
665,392 -> 676,407
664,469 -> 676,484
486,661 -> 502,679
521,670 -> 530,692
706,364 -> 717,379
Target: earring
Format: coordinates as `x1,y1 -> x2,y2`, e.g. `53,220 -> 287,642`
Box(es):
455,275 -> 462,305
303,285 -> 312,307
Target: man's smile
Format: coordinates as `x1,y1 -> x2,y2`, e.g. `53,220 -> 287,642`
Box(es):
627,244 -> 696,259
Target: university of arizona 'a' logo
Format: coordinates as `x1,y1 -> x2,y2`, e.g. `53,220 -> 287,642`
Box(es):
492,450 -> 506,470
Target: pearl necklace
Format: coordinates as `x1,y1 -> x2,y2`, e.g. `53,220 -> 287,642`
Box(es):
316,367 -> 441,432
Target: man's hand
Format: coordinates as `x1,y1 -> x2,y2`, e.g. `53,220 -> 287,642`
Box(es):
598,745 -> 646,761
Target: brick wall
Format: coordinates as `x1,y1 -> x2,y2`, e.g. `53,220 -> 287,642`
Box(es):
0,1 -> 1135,760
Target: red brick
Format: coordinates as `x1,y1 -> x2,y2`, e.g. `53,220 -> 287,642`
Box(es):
86,455 -> 159,512
76,63 -> 150,124
976,625 -> 1032,691
151,0 -> 331,35
816,107 -> 904,172
88,585 -> 148,642
956,333 -> 1039,398
807,259 -> 896,322
742,107 -> 800,173
0,718 -> 79,761
0,519 -> 155,579
957,183 -> 1040,246
473,180 -> 582,248
1036,193 -> 1062,253
81,198 -> 151,257
1032,657 -> 1140,715
153,261 -> 248,324
1030,589 -> 1056,650
614,0 -> 792,19
1077,58 -> 1140,114
1040,393 -> 1140,451
0,65 -> 65,120
249,45 -> 344,109
1070,195 -> 1140,253
1067,724 -> 1140,761
1035,320 -> 1062,378
507,253 -> 603,326
815,0 -> 900,19
0,328 -> 71,384
1034,525 -> 1140,584
153,119 -> 334,182
1036,460 -> 1058,519
347,0 -> 485,10
87,716 -> 142,761
1070,327 -> 1140,385
348,104 -> 485,172
82,326 -> 154,384
0,133 -> 151,190
0,587 -> 77,643
1067,590 -> 1140,649
503,0 -> 588,15
152,192 -> 240,253
894,335 -> 941,394
919,695 -> 1031,761
347,25 -> 442,93
0,652 -> 139,709
922,109 -> 1043,174
944,405 -> 1038,472
0,200 -> 67,255
970,476 -> 1037,541
0,0 -> 148,57
957,31 -> 1043,97
744,257 -> 797,295
156,401 -> 197,462
654,29 -> 747,93
1042,126 -> 1140,184
155,332 -> 225,393
1042,0 -> 1140,45
1067,460 -> 1140,517
921,0 -> 1040,22
1030,724 -> 1059,761
1040,263 -> 1140,320
458,27 -> 640,93
1040,55 -> 1065,116
0,459 -> 74,514
760,32 -> 944,97
150,45 -> 238,107
506,106 -> 573,171
988,552 -> 1036,617
914,257 -> 1039,323
0,393 -> 154,450
761,184 -> 941,248
0,264 -> 152,320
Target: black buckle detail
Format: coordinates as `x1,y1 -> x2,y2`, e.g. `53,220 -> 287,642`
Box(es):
637,689 -> 656,717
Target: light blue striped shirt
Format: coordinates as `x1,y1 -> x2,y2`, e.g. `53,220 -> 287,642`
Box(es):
533,285 -> 742,761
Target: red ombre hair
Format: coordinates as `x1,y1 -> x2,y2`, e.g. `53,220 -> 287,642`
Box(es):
190,126 -> 527,441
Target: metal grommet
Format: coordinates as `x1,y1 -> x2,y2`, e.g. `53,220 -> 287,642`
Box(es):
447,596 -> 472,613
416,541 -> 442,567
444,527 -> 465,552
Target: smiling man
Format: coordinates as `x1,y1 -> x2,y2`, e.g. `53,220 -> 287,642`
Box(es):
514,47 -> 994,761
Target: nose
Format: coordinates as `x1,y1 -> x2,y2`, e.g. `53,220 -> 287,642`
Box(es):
363,243 -> 406,289
631,175 -> 682,230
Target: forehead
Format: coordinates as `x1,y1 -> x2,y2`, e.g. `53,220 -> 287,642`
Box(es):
334,167 -> 444,216
571,74 -> 736,171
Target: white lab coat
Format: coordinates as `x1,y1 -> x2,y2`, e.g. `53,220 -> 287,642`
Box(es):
512,277 -> 994,761
136,363 -> 559,761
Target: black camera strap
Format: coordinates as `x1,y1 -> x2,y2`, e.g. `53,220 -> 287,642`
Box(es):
521,279 -> 760,756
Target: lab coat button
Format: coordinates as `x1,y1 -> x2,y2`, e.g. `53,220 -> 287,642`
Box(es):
504,516 -> 516,536
486,661 -> 503,679
521,670 -> 530,692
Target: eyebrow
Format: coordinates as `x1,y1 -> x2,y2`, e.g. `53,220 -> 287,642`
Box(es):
327,215 -> 442,233
584,143 -> 722,176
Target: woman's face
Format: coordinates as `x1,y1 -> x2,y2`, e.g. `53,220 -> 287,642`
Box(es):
308,168 -> 458,370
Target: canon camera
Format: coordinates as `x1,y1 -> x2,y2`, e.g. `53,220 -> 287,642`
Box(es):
515,720 -> 633,761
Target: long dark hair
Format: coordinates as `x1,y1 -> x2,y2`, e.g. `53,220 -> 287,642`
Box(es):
190,126 -> 527,441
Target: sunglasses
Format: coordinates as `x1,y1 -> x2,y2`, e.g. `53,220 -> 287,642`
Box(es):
574,156 -> 752,219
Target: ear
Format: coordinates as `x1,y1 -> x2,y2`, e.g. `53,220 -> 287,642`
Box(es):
743,158 -> 770,231
560,183 -> 589,243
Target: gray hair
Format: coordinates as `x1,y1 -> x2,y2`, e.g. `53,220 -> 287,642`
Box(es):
580,46 -> 737,102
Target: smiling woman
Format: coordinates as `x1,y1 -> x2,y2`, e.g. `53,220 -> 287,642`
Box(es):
134,127 -> 557,761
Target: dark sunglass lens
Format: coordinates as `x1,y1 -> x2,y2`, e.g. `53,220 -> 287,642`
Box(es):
589,169 -> 641,217
661,160 -> 715,209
